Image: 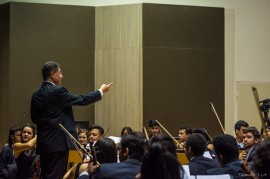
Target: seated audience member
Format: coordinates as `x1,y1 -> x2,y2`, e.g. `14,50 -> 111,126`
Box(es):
178,126 -> 192,148
253,138 -> 270,179
148,119 -> 161,139
121,127 -> 133,137
206,134 -> 244,179
239,127 -> 261,163
63,137 -> 117,179
14,123 -> 39,179
185,133 -> 219,175
0,126 -> 21,179
234,120 -> 249,148
140,135 -> 184,179
80,132 -> 145,179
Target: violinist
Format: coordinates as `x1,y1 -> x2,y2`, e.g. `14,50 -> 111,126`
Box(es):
0,126 -> 21,179
14,123 -> 39,179
239,127 -> 261,163
261,126 -> 270,140
185,134 -> 219,175
90,132 -> 145,179
63,137 -> 117,179
148,119 -> 161,139
89,124 -> 104,145
206,134 -> 245,178
178,126 -> 192,149
121,127 -> 133,137
234,120 -> 249,148
78,129 -> 90,146
253,138 -> 270,178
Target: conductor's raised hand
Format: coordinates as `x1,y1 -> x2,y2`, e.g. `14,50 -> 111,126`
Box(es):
100,83 -> 113,93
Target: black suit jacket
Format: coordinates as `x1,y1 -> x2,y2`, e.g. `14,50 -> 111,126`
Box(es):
188,156 -> 219,175
31,81 -> 101,155
207,159 -> 244,179
91,158 -> 141,179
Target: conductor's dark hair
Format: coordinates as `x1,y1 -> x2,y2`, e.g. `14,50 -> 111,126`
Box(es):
186,133 -> 206,156
120,131 -> 145,161
8,126 -> 21,145
141,134 -> 182,179
234,120 -> 249,131
95,138 -> 117,164
89,124 -> 104,135
213,134 -> 239,164
42,61 -> 60,81
253,138 -> 270,178
243,126 -> 261,139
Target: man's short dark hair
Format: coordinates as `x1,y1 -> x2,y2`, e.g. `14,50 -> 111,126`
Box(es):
243,126 -> 261,139
121,131 -> 146,161
42,61 -> 60,81
234,120 -> 249,131
186,133 -> 206,156
149,135 -> 177,157
149,119 -> 159,127
89,124 -> 104,135
192,128 -> 211,142
179,126 -> 192,135
213,134 -> 239,164
8,126 -> 21,145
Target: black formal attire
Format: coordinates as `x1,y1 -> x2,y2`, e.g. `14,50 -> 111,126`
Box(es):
16,149 -> 39,179
90,158 -> 141,179
206,159 -> 244,179
188,156 -> 219,175
0,144 -> 17,179
31,81 -> 102,179
245,144 -> 258,163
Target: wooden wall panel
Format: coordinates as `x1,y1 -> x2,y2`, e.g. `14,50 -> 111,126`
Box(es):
95,4 -> 143,137
0,3 -> 10,146
0,2 -> 95,145
143,4 -> 224,137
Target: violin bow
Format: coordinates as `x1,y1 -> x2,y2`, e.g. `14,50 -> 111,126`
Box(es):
143,126 -> 149,140
155,120 -> 183,149
89,141 -> 98,165
252,87 -> 268,138
209,102 -> 225,134
102,128 -> 109,138
20,111 -> 26,127
59,124 -> 92,159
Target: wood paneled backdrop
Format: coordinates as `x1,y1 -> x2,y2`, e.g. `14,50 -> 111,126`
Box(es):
0,2 -> 224,145
95,4 -> 143,136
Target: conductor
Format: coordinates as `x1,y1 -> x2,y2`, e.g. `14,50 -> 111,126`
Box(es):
31,61 -> 112,179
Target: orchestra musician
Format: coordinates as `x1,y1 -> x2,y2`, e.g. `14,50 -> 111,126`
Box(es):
0,126 -> 21,179
14,123 -> 39,179
148,119 -> 161,139
239,127 -> 261,163
178,126 -> 192,149
234,120 -> 249,148
185,133 -> 219,175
